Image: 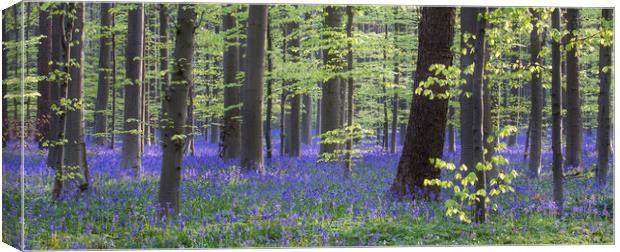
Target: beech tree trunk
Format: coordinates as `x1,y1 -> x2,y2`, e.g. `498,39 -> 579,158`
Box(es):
471,8 -> 487,223
36,3 -> 52,148
551,8 -> 564,215
2,10 -> 7,147
158,4 -> 196,215
64,3 -> 89,192
459,7 -> 476,169
301,95 -> 312,144
265,21 -> 273,159
528,9 -> 543,177
240,5 -> 268,173
94,3 -> 113,145
344,6 -> 354,176
565,9 -> 583,168
122,4 -> 144,175
320,6 -> 344,155
288,20 -> 301,157
389,7 -> 455,199
222,7 -> 241,159
597,9 -> 612,186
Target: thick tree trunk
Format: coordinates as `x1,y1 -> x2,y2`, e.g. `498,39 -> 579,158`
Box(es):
240,5 -> 268,173
319,6 -> 344,155
597,9 -> 612,186
222,8 -> 241,159
94,3 -> 113,145
389,7 -> 455,199
158,4 -> 196,215
551,8 -> 564,215
50,4 -> 71,199
122,4 -> 144,175
528,9 -> 543,177
565,9 -> 583,168
64,3 -> 89,192
36,4 -> 52,148
459,7 -> 476,169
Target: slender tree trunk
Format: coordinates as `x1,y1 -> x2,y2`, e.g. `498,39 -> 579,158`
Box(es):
159,4 -> 169,147
36,3 -> 52,148
319,6 -> 344,156
64,3 -> 88,192
240,5 -> 268,173
288,20 -> 301,157
390,19 -> 400,154
565,9 -> 583,168
158,4 -> 196,215
551,8 -> 564,215
222,7 -> 241,159
344,6 -> 354,176
447,105 -> 456,152
471,8 -> 487,223
111,15 -> 117,149
2,10 -> 8,147
597,9 -> 612,186
122,4 -> 144,175
301,95 -> 312,144
459,7 -> 476,169
382,25 -> 389,151
94,3 -> 113,145
389,7 -> 455,199
528,9 -> 543,177
265,21 -> 273,159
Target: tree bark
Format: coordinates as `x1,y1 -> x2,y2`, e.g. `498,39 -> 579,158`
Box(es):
288,20 -> 301,157
36,3 -> 52,148
265,21 -> 273,159
597,9 -> 612,186
459,7 -> 476,169
344,6 -> 354,176
301,95 -> 312,144
551,8 -> 564,215
222,7 -> 241,159
319,6 -> 344,155
158,4 -> 196,215
64,3 -> 89,192
471,7 -> 487,223
122,4 -> 144,175
2,10 -> 7,147
528,9 -> 543,177
240,5 -> 268,173
565,9 -> 583,168
389,7 -> 455,200
94,3 -> 113,145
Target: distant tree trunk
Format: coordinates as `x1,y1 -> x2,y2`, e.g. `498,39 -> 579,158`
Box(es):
447,105 -> 456,152
184,84 -> 195,156
551,8 -> 564,215
459,7 -> 476,169
597,9 -> 612,186
36,3 -> 52,148
319,6 -> 344,156
507,46 -> 520,146
389,7 -> 455,199
222,7 -> 241,159
528,9 -> 543,177
240,5 -> 268,173
159,4 -> 169,145
2,10 -> 7,147
471,7 -> 487,223
265,21 -> 273,159
110,15 -> 117,149
158,4 -> 196,215
288,20 -> 301,157
390,17 -> 400,154
64,3 -> 89,192
94,3 -> 113,145
565,9 -> 583,168
301,95 -> 312,144
382,25 -> 389,151
344,6 -> 354,176
122,4 -> 144,175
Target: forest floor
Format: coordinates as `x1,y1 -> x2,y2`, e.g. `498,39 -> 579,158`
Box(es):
1,131 -> 614,249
